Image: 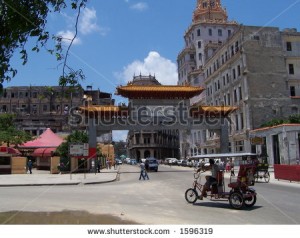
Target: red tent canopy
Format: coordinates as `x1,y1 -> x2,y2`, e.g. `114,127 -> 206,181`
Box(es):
32,147 -> 57,157
20,128 -> 64,148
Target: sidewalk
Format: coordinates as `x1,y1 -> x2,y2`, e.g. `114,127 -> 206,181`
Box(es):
0,168 -> 119,187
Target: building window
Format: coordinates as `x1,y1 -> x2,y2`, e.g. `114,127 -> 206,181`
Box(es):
231,45 -> 234,56
239,86 -> 242,100
190,54 -> 194,60
233,68 -> 236,79
227,93 -> 231,105
253,35 -> 260,40
289,64 -> 294,74
290,86 -> 296,96
235,141 -> 244,152
234,89 -> 237,102
237,65 -> 241,76
286,42 -> 292,51
240,113 -> 244,129
12,105 -> 16,112
199,53 -> 202,61
228,30 -> 232,37
235,41 -> 239,52
198,41 -> 201,48
218,29 -> 222,36
43,105 -> 48,112
1,105 -> 7,112
235,114 -> 239,130
291,107 -> 298,114
208,29 -> 212,36
197,29 -> 201,36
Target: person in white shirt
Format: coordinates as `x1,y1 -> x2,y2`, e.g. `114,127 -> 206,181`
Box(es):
197,159 -> 220,200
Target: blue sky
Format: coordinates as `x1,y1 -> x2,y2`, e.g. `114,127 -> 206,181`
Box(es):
4,0 -> 300,140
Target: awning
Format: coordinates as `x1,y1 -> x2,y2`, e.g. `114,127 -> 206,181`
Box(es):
0,146 -> 21,155
32,147 -> 57,157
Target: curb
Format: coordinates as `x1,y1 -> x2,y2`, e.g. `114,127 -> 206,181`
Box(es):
0,182 -> 81,187
0,173 -> 119,187
82,172 -> 120,185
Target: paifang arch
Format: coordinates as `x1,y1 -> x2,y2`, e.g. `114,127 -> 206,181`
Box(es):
71,84 -> 237,156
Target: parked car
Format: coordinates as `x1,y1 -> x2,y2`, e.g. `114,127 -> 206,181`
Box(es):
125,158 -> 131,164
181,160 -> 188,167
165,158 -> 178,165
130,159 -> 137,165
145,157 -> 159,172
115,159 -> 122,165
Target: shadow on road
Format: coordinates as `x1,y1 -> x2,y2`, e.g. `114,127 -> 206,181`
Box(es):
191,201 -> 262,211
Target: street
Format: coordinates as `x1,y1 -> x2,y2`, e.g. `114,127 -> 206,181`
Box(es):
0,164 -> 300,224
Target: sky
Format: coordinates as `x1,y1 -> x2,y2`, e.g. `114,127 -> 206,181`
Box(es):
4,0 -> 300,141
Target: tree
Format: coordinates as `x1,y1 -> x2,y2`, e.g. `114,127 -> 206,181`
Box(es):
0,114 -> 32,147
56,130 -> 88,171
0,0 -> 87,89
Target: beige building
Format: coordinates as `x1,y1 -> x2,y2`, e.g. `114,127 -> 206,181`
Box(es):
178,0 -> 300,162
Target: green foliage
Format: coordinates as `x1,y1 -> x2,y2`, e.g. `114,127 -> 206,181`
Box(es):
0,114 -> 32,147
0,0 -> 87,86
56,130 -> 88,159
260,114 -> 300,127
288,114 -> 300,123
55,130 -> 88,171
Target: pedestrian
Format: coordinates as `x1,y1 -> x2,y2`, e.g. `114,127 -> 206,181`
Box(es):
106,159 -> 109,169
225,160 -> 230,172
97,160 -> 101,173
139,162 -> 149,180
27,159 -> 33,174
230,158 -> 235,176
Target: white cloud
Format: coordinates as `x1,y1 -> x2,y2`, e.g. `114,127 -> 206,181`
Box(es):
57,7 -> 108,44
112,130 -> 128,142
130,2 -> 149,11
116,51 -> 178,85
79,7 -> 101,35
56,30 -> 81,45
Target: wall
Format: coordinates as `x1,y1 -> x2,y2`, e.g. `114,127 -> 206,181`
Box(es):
11,157 -> 27,174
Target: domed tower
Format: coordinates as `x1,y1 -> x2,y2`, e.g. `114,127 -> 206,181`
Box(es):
193,0 -> 228,22
177,0 -> 238,88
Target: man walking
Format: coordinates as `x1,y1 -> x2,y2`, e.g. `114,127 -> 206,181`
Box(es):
27,160 -> 33,174
139,162 -> 149,180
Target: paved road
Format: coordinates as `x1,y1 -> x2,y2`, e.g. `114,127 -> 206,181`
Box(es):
0,164 -> 299,224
